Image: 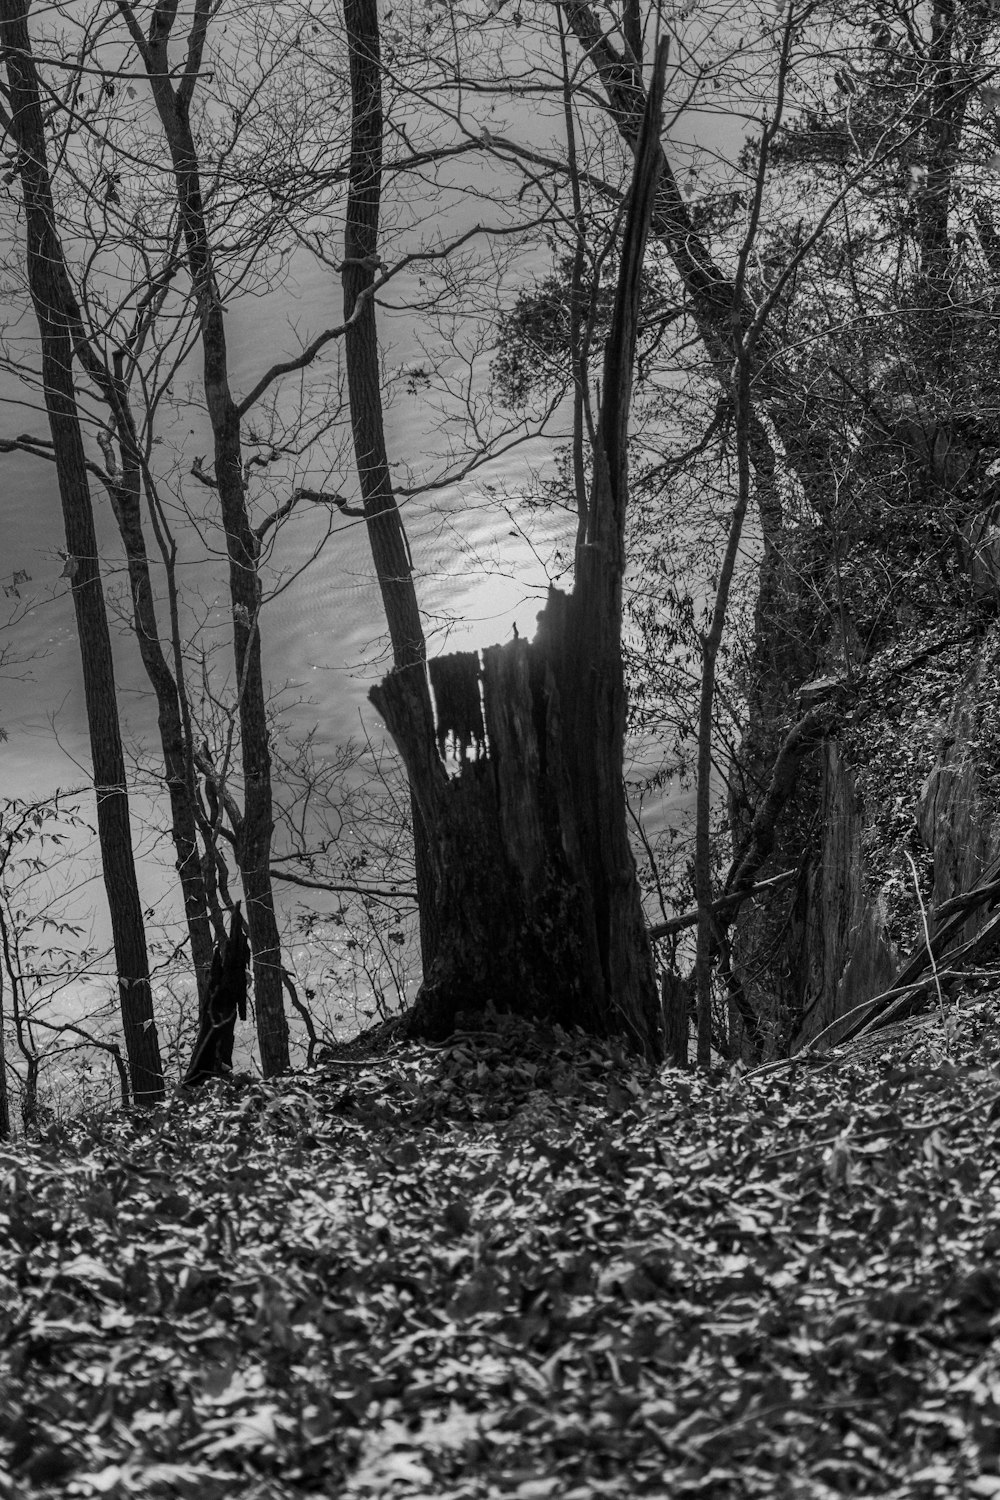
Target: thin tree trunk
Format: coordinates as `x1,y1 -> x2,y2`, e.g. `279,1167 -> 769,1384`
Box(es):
661,970 -> 689,1069
123,0 -> 289,1075
690,68 -> 793,1068
1,2 -> 215,1004
558,38 -> 668,1057
104,454 -> 216,996
343,0 -> 439,974
692,369 -> 751,1067
560,0 -> 818,533
0,955 -> 9,1140
557,6 -> 593,539
1,0 -> 163,1103
28,289 -> 215,1000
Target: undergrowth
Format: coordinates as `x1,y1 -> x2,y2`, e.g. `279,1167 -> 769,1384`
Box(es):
4,1005 -> 1000,1497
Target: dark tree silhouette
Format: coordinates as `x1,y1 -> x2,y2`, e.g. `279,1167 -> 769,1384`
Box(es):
116,0 -> 290,1076
183,904 -> 250,1086
371,42 -> 670,1064
342,0 -> 439,976
0,0 -> 163,1104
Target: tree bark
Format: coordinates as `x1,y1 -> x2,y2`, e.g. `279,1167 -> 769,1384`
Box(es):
342,0 -> 439,975
124,0 -> 289,1075
1,0 -> 163,1103
370,41 -> 669,1064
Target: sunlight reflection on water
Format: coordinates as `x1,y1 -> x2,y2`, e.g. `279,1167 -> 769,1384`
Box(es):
0,239 -> 691,1043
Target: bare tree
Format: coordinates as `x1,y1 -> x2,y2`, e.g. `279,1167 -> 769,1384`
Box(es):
0,0 -> 163,1103
342,0 -> 439,973
114,0 -> 289,1075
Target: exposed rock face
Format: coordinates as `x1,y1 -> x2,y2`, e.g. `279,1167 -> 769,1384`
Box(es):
728,402 -> 1000,1058
961,501 -> 1000,608
727,734 -> 898,1057
915,651 -> 1000,946
745,625 -> 1000,1055
793,742 -> 897,1050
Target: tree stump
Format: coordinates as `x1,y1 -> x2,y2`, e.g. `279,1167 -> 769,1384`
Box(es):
370,41 -> 670,1065
371,588 -> 663,1062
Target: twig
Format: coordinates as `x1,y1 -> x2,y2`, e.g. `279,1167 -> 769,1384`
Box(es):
269,867 -> 417,904
281,970 -> 318,1069
20,1015 -> 131,1107
742,968 -> 998,1084
906,851 -> 946,1029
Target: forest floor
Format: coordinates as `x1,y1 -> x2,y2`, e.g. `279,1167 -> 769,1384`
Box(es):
3,1004 -> 1000,1499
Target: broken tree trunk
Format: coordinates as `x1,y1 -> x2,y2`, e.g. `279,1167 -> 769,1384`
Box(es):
369,41 -> 669,1064
370,600 -> 662,1061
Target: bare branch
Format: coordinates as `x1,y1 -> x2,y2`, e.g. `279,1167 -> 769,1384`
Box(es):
18,1014 -> 129,1106
270,867 -> 417,903
235,310 -> 367,418
281,968 -> 318,1067
190,456 -> 217,488
648,870 -> 798,941
238,215 -> 552,418
724,706 -> 837,905
255,487 -> 364,545
0,431 -> 110,487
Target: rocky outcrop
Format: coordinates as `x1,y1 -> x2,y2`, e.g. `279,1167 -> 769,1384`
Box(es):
793,741 -> 898,1049
916,662 -> 1000,946
793,630 -> 1000,1050
960,501 -> 1000,607
731,619 -> 1000,1058
728,392 -> 1000,1059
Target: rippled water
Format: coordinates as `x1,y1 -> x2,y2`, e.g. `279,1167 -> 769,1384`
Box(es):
1,252 -> 571,791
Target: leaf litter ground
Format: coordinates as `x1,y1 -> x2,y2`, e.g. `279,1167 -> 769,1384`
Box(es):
5,1005 -> 1000,1498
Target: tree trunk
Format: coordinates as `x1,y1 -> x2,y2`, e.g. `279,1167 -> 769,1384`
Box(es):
104,459 -> 216,998
372,612 -> 661,1060
342,0 -> 439,976
1,0 -> 164,1103
3,0 -> 215,1010
370,41 -> 669,1064
660,971 -> 690,1069
0,975 -> 9,1140
12,234 -> 216,1000
183,904 -> 250,1085
130,1 -> 289,1075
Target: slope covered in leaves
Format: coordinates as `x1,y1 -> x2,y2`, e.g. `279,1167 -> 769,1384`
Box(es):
4,1008 -> 1000,1498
